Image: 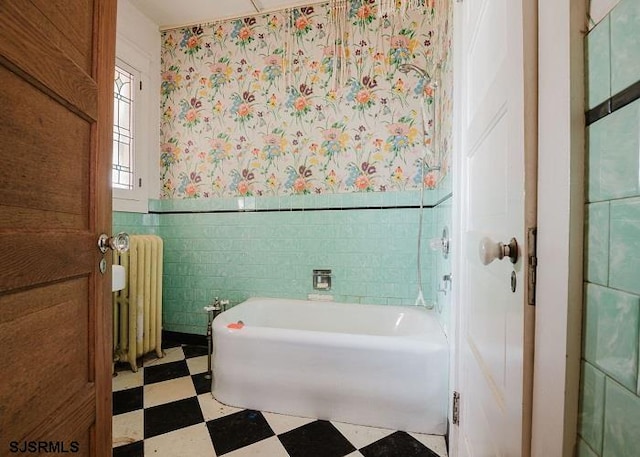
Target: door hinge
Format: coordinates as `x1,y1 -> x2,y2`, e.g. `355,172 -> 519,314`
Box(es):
527,227 -> 538,306
452,391 -> 460,425
138,178 -> 142,188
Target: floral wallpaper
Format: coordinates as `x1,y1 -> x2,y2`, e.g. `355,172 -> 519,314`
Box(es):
159,0 -> 452,199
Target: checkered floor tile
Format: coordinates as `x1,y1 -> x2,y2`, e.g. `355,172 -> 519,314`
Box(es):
113,342 -> 448,457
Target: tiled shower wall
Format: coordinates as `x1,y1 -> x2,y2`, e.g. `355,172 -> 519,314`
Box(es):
113,211 -> 159,236
432,194 -> 452,336
114,182 -> 451,335
111,189 -> 454,340
579,0 -> 640,456
157,191 -> 447,335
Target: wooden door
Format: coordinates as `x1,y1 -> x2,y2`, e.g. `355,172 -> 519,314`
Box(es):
0,1 -> 116,456
454,0 -> 537,455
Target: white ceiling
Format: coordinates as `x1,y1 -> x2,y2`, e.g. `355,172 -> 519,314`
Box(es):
130,0 -> 326,29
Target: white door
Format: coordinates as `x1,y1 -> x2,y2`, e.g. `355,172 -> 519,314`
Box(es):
454,0 -> 536,455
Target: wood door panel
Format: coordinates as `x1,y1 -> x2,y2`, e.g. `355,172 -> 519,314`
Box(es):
0,1 -> 98,121
0,278 -> 88,324
8,0 -> 93,74
0,279 -> 91,441
0,66 -> 90,223
0,206 -> 86,230
30,0 -> 94,72
0,0 -> 115,454
15,388 -> 94,454
0,232 -> 94,293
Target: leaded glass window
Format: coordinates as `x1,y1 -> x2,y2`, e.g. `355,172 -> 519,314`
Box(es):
113,64 -> 135,190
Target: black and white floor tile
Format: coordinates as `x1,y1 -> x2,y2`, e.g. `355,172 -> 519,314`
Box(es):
113,342 -> 447,457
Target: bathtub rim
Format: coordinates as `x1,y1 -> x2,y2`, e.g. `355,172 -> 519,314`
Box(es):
213,296 -> 449,346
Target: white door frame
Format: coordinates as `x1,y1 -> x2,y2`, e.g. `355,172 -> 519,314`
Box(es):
450,0 -> 585,456
531,0 -> 586,456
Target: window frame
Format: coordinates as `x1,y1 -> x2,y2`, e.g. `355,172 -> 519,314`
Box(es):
113,37 -> 150,213
113,60 -> 137,192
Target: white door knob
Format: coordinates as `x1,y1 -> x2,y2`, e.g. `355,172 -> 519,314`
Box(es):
479,237 -> 519,265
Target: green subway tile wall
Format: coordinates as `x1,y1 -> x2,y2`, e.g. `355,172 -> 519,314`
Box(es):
587,101 -> 640,202
583,284 -> 639,392
577,438 -> 600,457
580,0 -> 640,455
585,202 -> 609,285
586,16 -> 610,109
433,195 -> 453,336
113,211 -> 159,235
159,205 -> 437,335
609,198 -> 640,295
115,192 -> 451,336
579,361 -> 606,453
609,0 -> 640,95
602,379 -> 640,456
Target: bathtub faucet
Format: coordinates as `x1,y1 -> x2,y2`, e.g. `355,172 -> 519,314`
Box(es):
209,297 -> 229,313
419,301 -> 436,310
203,297 -> 229,380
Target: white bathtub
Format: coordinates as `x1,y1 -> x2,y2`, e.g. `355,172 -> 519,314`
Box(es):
212,297 -> 448,434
